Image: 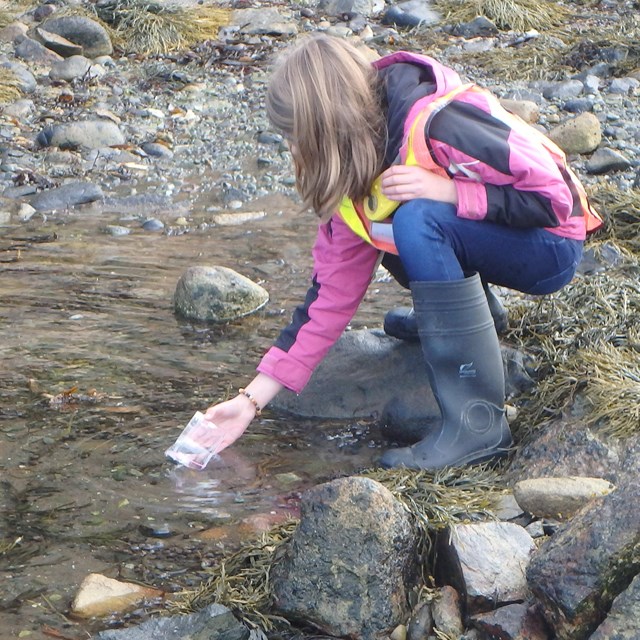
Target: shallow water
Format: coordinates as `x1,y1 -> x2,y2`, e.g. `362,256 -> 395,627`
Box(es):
0,188 -> 408,636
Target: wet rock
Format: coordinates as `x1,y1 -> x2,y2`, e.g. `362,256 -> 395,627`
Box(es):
271,476 -> 418,640
232,8 -> 299,36
590,574 -> 640,640
29,182 -> 104,212
432,585 -> 464,638
436,522 -> 536,613
94,603 -> 250,640
547,112 -> 602,155
37,120 -> 125,149
173,265 -> 269,323
15,36 -> 63,65
527,476 -> 640,639
272,329 -> 533,423
141,218 -> 164,231
513,476 -> 615,520
585,147 -> 632,174
71,573 -> 163,618
471,603 -> 551,640
138,523 -> 176,538
40,16 -> 113,58
102,193 -> 175,212
49,55 -> 105,82
506,419 -> 623,484
0,59 -> 37,93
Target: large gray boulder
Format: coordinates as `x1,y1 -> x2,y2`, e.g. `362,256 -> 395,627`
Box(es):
271,329 -> 534,429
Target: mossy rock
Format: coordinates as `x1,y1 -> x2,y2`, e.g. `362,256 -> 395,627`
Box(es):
174,265 -> 269,323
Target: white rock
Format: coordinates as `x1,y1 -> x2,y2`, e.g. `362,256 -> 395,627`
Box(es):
71,573 -> 162,618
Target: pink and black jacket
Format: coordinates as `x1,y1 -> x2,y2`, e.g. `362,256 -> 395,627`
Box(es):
257,52 -> 597,393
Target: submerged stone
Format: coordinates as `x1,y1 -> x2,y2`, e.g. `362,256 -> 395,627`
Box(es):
174,265 -> 269,323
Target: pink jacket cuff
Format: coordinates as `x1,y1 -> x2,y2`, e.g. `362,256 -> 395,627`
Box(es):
257,347 -> 314,395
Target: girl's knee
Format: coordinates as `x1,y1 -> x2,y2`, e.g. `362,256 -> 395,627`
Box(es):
392,199 -> 453,246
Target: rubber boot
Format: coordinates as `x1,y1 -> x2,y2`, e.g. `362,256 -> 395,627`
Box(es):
379,273 -> 513,470
384,280 -> 508,341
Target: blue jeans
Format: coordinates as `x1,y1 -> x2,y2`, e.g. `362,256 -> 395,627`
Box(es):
391,199 -> 583,295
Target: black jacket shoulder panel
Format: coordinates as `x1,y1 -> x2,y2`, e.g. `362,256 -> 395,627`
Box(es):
379,63 -> 437,167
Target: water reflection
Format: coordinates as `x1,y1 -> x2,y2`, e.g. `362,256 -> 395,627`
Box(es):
0,191 -> 407,635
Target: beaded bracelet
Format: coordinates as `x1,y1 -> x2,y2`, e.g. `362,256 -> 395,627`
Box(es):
239,388 -> 262,416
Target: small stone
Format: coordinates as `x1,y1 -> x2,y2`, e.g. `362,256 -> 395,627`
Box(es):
513,477 -> 615,520
142,218 -> 164,231
390,624 -> 406,640
138,523 -> 175,538
104,225 -> 131,236
71,573 -> 161,618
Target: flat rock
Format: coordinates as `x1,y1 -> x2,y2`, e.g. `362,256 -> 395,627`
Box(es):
437,521 -> 536,612
513,476 -> 615,520
71,573 -> 162,618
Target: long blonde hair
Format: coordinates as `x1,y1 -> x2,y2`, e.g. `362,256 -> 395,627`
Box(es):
266,34 -> 386,219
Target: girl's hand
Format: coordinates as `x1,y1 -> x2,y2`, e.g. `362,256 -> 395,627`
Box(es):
380,165 -> 458,204
202,395 -> 257,454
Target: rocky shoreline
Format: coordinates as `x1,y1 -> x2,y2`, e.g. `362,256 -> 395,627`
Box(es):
1,1 -> 639,640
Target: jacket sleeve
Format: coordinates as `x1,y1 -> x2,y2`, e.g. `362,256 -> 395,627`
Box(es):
257,215 -> 380,393
428,98 -> 577,229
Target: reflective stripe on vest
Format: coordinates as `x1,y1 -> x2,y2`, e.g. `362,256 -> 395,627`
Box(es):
338,84 -> 602,253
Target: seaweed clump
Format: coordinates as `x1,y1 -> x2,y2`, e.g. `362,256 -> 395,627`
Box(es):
0,66 -> 21,104
435,0 -> 568,32
94,0 -> 230,55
